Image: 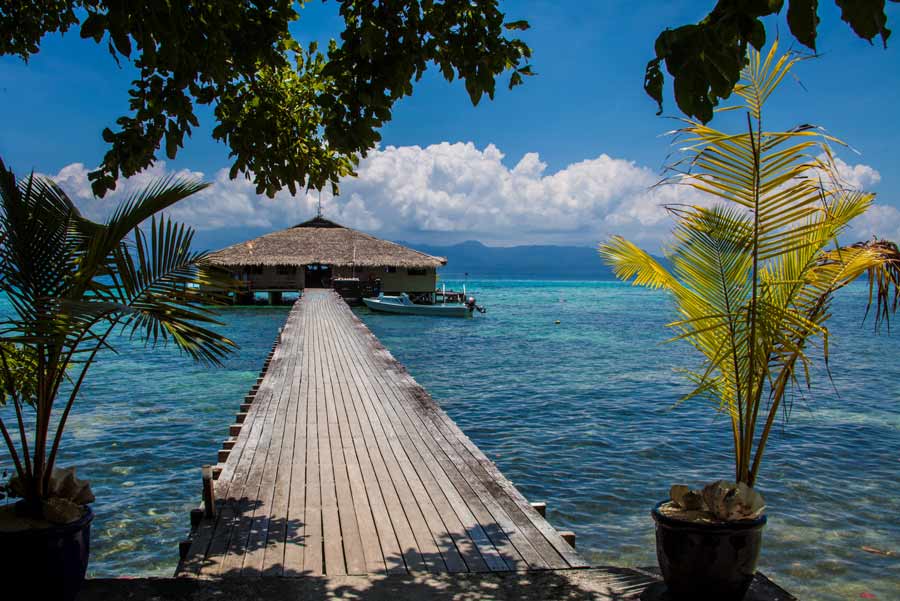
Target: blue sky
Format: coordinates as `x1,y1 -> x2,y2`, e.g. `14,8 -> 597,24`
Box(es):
1,1 -> 898,250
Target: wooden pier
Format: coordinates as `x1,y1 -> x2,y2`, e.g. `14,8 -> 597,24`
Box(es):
177,289 -> 588,578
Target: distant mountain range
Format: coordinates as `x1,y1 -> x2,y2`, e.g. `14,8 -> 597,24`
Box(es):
196,229 -> 661,281
400,240 -> 621,280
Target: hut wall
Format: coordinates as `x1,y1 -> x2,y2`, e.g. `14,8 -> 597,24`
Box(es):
333,266 -> 437,294
214,264 -> 436,295
227,266 -> 305,291
379,267 -> 437,294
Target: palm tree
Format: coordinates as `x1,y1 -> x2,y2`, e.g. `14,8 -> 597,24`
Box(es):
0,158 -> 236,512
599,43 -> 900,488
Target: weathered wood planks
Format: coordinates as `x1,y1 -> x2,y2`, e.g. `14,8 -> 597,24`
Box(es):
176,289 -> 587,578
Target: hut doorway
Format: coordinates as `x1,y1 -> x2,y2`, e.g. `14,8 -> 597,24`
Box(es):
304,264 -> 332,288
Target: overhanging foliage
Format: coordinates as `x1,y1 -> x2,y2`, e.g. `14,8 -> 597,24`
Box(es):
1,1 -> 532,198
646,0 -> 898,122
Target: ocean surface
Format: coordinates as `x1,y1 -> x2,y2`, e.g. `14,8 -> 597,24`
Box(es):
2,280 -> 899,600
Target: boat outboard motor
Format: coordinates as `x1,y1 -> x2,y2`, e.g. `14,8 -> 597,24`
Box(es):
466,296 -> 487,314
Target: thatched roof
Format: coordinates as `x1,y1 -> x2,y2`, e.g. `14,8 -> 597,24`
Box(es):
205,216 -> 446,269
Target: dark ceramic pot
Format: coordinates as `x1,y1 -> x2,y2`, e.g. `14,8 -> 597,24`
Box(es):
0,503 -> 93,601
651,501 -> 766,601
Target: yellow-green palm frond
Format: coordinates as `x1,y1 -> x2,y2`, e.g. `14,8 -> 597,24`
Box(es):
813,246 -> 887,296
762,180 -> 874,314
600,42 -> 896,486
598,236 -> 681,292
666,205 -> 752,343
677,369 -> 739,417
733,39 -> 805,120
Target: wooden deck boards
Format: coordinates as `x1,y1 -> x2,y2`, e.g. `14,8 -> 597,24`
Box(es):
177,289 -> 587,578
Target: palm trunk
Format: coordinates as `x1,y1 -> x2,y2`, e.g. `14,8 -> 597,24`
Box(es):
742,111 -> 763,485
1,351 -> 32,478
44,323 -> 118,490
0,415 -> 25,478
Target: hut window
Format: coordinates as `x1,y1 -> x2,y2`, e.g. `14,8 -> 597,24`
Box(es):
384,266 -> 397,273
407,268 -> 427,276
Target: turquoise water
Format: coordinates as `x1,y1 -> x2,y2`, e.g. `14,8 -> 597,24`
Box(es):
1,280 -> 898,599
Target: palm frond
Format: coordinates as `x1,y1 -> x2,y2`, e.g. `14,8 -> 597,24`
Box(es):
598,43 -> 898,487
733,40 -> 804,120
844,240 -> 900,329
71,176 -> 209,292
598,236 -> 682,291
0,157 -> 233,500
108,215 -> 236,365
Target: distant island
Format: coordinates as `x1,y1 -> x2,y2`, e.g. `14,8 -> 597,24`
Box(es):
401,240 -> 620,280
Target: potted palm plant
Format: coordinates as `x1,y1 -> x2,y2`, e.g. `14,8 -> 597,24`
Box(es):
600,43 -> 900,600
0,158 -> 235,601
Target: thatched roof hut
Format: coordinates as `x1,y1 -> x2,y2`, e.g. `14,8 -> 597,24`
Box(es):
205,216 -> 446,269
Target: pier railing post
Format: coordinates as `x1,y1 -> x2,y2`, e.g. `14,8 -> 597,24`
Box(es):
530,501 -> 547,517
202,464 -> 216,519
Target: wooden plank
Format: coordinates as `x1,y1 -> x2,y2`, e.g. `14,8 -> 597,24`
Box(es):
348,378 -> 467,572
317,293 -> 409,573
392,367 -> 588,569
376,369 -> 553,570
240,307 -> 304,576
398,401 -> 553,570
319,299 -> 471,573
282,304 -> 312,576
339,298 -> 587,569
322,298 -> 514,572
327,336 -> 446,573
197,384 -> 279,570
301,296 -> 325,575
320,296 -> 510,571
216,353 -> 289,576
325,330 -> 389,575
314,299 -> 348,576
260,303 -> 303,576
319,299 -> 456,573
322,309 -> 404,574
328,296 -> 559,570
318,306 -> 369,575
179,289 -> 588,579
329,323 -> 429,572
181,328 -> 286,576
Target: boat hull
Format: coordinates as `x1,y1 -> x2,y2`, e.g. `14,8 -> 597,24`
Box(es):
363,297 -> 471,317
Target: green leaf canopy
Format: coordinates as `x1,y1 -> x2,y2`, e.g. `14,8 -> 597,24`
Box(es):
0,1 -> 533,198
646,0 -> 897,122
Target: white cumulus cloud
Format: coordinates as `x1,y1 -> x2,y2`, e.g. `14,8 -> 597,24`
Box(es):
46,142 -> 893,252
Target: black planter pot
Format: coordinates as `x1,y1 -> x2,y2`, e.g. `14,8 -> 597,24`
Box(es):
0,503 -> 93,601
651,501 -> 766,601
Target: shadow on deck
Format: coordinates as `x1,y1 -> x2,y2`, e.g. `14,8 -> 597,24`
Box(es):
79,566 -> 795,601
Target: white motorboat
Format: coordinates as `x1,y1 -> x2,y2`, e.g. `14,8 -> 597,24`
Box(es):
362,292 -> 478,317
